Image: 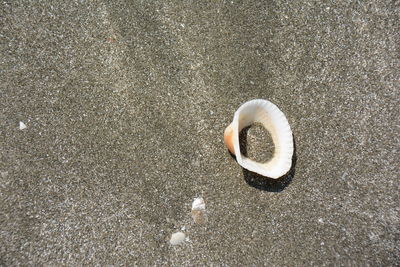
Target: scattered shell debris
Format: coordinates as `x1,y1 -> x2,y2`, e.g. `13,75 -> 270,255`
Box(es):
19,121 -> 27,130
170,231 -> 186,246
191,197 -> 206,224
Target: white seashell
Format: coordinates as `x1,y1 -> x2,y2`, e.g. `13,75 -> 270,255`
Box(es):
191,197 -> 206,224
170,231 -> 186,245
191,197 -> 205,211
224,99 -> 293,179
19,121 -> 27,130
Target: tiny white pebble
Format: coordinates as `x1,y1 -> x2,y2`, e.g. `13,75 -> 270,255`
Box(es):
318,218 -> 324,224
170,232 -> 185,245
19,121 -> 27,130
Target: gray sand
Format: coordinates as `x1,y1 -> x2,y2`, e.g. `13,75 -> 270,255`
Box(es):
1,1 -> 399,265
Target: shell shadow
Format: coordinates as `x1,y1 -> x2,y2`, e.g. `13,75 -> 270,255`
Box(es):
229,126 -> 297,192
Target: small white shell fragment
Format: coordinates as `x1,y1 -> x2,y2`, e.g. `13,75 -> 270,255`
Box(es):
192,197 -> 205,211
170,231 -> 186,245
191,197 -> 206,224
19,121 -> 27,130
224,99 -> 294,179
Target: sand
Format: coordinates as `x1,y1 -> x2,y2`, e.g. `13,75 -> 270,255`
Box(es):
1,1 -> 399,265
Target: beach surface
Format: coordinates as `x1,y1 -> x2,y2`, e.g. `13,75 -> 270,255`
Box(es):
1,1 -> 399,265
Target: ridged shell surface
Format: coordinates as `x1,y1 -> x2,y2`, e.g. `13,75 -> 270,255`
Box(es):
224,99 -> 293,179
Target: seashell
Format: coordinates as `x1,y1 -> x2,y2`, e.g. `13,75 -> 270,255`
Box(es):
192,197 -> 205,211
170,231 -> 186,245
191,197 -> 206,224
224,99 -> 293,179
19,121 -> 27,130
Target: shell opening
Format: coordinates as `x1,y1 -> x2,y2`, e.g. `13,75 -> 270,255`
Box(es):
238,123 -> 275,163
224,99 -> 293,179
